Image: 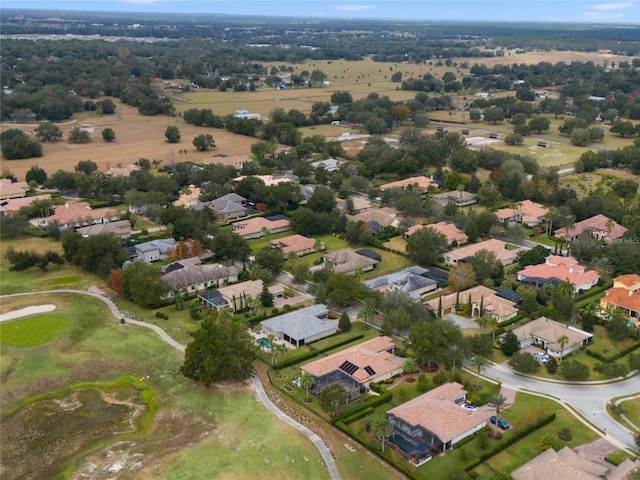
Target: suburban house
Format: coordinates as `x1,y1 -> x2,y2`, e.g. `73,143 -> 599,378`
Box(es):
0,179 -> 29,199
210,193 -> 248,220
444,239 -> 522,267
600,274 -> 640,321
405,221 -> 468,246
386,382 -> 487,465
104,163 -> 141,178
346,207 -> 401,232
507,317 -> 593,359
260,304 -> 336,348
234,109 -> 261,119
202,154 -> 250,169
364,268 -> 438,299
270,234 -> 319,256
554,214 -> 627,242
233,173 -> 292,187
425,285 -> 519,323
311,158 -> 341,172
29,202 -> 120,229
495,200 -> 548,227
232,215 -> 291,240
379,175 -> 439,194
0,194 -> 51,217
198,279 -> 284,312
301,336 -> 403,400
315,248 -> 380,275
161,257 -> 239,293
77,220 -> 132,238
132,238 -> 177,263
431,190 -> 478,207
337,195 -> 373,215
517,255 -> 600,294
173,185 -> 202,208
512,446 -> 640,480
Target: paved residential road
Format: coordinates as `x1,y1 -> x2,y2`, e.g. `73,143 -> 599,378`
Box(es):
478,362 -> 640,451
0,289 -> 342,479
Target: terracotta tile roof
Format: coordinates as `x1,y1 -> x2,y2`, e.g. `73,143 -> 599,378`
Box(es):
425,285 -> 518,322
0,179 -> 29,198
232,216 -> 290,238
233,174 -> 292,187
0,194 -> 51,215
387,382 -> 486,444
613,274 -> 640,289
322,248 -> 380,274
202,155 -> 249,169
509,317 -> 592,352
406,221 -> 467,245
37,202 -> 119,227
347,207 -> 400,228
517,257 -> 599,293
216,279 -> 284,301
518,200 -> 547,224
104,164 -> 141,177
512,447 -> 609,480
174,185 -> 202,208
601,288 -> 640,315
379,176 -> 438,193
445,239 -> 522,266
270,234 -> 316,255
301,336 -> 402,384
554,214 -> 627,241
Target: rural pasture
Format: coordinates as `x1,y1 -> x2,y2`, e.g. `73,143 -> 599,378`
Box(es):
2,50 -> 637,181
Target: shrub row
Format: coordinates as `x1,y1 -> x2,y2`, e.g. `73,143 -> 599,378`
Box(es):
331,387 -> 393,425
586,342 -> 640,363
342,406 -> 375,424
274,333 -> 364,370
575,281 -> 613,302
464,413 -> 557,471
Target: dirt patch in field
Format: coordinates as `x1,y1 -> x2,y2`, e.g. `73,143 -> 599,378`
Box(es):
2,103 -> 257,181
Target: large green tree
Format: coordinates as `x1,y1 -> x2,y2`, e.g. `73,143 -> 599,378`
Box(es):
181,315 -> 256,387
1,129 -> 42,160
406,227 -> 447,267
122,262 -> 168,308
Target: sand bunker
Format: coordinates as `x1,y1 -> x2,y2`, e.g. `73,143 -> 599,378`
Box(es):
0,304 -> 56,322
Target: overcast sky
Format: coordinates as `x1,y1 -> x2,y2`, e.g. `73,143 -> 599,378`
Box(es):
1,1 -> 639,24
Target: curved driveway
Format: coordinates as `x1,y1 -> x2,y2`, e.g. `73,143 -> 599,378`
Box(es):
1,289 -> 341,479
477,362 -> 640,451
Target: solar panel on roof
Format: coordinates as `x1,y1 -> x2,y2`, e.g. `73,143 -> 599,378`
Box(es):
364,366 -> 376,376
339,360 -> 359,375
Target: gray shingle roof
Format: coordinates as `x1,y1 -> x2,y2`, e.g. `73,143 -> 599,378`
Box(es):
261,304 -> 334,342
364,269 -> 437,299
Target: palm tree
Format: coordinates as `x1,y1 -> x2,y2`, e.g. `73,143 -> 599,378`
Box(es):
557,335 -> 569,361
403,357 -> 419,380
262,226 -> 271,245
478,316 -> 499,341
300,371 -> 314,401
357,302 -> 375,326
372,414 -> 394,453
544,206 -> 557,237
488,393 -> 508,430
447,344 -> 463,376
595,257 -> 613,278
558,280 -> 575,297
470,355 -> 489,389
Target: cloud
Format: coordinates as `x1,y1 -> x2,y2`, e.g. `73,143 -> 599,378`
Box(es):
591,2 -> 633,10
331,4 -> 376,12
581,10 -> 625,19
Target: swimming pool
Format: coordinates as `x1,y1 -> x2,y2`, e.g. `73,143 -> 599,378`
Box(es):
256,337 -> 272,349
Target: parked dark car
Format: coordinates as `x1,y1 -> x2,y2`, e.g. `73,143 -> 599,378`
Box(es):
490,416 -> 510,430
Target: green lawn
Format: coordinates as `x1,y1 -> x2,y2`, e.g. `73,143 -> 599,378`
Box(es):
620,398 -> 640,430
0,314 -> 70,346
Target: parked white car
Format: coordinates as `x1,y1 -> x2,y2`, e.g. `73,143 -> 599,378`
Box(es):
532,352 -> 550,363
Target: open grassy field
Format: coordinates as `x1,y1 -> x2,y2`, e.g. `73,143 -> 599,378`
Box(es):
1,103 -> 257,181
620,398 -> 640,430
4,50 -> 635,182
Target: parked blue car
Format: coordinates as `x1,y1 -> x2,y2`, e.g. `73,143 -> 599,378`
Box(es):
490,416 -> 510,430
